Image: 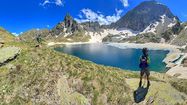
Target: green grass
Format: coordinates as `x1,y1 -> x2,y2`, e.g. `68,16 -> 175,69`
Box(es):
0,41 -> 187,105
0,27 -> 15,42
170,79 -> 187,94
0,42 -> 134,104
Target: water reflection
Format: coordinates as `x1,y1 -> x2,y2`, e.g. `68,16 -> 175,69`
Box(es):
55,44 -> 169,72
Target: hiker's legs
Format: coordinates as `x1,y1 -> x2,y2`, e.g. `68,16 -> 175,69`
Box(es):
145,68 -> 150,87
139,70 -> 144,87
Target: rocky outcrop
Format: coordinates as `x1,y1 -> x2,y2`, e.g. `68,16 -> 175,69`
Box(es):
171,22 -> 187,46
182,58 -> 187,67
81,22 -> 103,32
118,33 -> 161,43
0,47 -> 21,66
51,14 -> 83,36
57,76 -> 89,105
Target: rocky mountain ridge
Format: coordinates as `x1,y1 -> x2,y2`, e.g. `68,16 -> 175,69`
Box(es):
19,1 -> 186,45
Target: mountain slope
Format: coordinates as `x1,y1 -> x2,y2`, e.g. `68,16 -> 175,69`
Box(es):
171,22 -> 187,46
20,14 -> 91,43
111,1 -> 178,32
19,29 -> 50,42
0,27 -> 14,42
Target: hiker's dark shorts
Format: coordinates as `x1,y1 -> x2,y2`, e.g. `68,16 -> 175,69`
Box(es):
140,68 -> 150,76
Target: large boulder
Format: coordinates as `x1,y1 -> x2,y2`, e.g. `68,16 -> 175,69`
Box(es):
0,47 -> 21,65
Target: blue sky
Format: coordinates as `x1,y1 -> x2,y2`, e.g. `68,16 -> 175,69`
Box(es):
0,0 -> 187,35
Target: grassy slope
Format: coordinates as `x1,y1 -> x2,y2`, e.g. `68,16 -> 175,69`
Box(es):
0,41 -> 187,105
19,29 -> 50,42
50,31 -> 91,42
0,42 -> 135,105
0,27 -> 14,42
19,29 -> 91,43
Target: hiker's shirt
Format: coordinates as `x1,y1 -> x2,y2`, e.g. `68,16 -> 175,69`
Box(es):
139,55 -> 150,69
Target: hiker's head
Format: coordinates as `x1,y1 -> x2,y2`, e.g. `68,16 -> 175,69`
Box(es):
142,48 -> 148,56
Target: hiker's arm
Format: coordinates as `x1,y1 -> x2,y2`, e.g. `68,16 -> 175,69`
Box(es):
147,57 -> 150,64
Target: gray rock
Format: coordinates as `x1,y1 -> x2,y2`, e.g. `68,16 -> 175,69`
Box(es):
0,47 -> 21,65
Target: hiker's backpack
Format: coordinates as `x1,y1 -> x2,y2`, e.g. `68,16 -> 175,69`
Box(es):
139,56 -> 149,69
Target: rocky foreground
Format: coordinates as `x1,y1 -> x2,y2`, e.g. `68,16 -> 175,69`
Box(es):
0,41 -> 187,105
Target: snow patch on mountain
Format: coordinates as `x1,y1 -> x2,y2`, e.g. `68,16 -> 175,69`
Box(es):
160,14 -> 166,24
168,18 -> 177,28
87,28 -> 138,42
156,2 -> 164,5
168,23 -> 176,28
141,14 -> 177,34
141,22 -> 159,34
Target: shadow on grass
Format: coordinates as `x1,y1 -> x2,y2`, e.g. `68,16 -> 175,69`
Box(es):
133,86 -> 149,103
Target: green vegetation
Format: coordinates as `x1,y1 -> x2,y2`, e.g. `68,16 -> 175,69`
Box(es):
0,42 -> 134,105
0,41 -> 186,105
170,78 -> 187,94
0,27 -> 187,105
0,27 -> 14,42
51,31 -> 91,42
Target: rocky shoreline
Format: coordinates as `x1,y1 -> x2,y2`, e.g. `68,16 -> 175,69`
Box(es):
107,42 -> 187,79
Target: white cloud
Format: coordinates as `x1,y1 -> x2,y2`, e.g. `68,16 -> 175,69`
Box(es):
75,8 -> 123,25
47,25 -> 50,28
40,0 -> 50,6
120,0 -> 129,7
55,0 -> 63,6
40,0 -> 64,7
12,32 -> 23,36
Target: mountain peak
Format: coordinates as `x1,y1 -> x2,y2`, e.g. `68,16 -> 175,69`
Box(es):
51,14 -> 82,36
141,0 -> 160,4
139,0 -> 166,6
112,0 -> 177,31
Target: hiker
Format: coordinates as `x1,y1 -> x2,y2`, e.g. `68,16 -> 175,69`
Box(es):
36,34 -> 42,44
35,34 -> 42,48
139,48 -> 150,87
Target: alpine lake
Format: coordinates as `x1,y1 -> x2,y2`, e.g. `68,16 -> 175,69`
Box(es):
54,43 -> 169,72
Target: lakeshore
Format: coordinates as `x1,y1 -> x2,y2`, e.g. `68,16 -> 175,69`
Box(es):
48,42 -> 187,79
108,43 -> 187,79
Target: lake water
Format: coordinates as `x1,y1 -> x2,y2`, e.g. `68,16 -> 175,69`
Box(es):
54,43 -> 169,72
